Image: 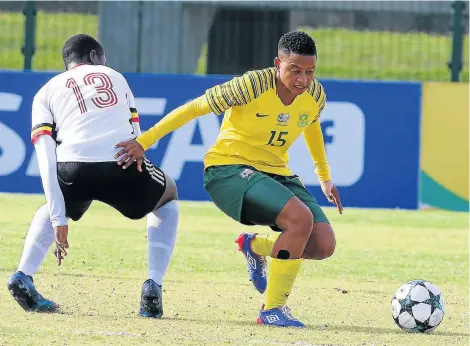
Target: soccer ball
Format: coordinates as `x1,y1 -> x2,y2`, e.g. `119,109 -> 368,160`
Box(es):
391,280 -> 445,333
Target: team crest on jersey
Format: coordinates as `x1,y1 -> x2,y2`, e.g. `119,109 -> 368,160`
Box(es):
297,114 -> 309,127
277,113 -> 290,126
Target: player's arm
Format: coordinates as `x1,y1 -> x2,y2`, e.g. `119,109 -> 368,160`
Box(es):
31,90 -> 69,261
303,123 -> 330,183
135,95 -> 212,150
136,74 -> 252,150
303,90 -> 343,213
31,91 -> 67,227
115,74 -> 253,168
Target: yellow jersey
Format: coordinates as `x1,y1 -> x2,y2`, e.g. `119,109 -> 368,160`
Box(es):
203,68 -> 327,177
136,67 -> 330,181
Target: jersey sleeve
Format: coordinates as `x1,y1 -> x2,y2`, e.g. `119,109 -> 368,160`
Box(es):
31,87 -> 55,144
122,78 -> 139,124
304,81 -> 331,182
309,80 -> 327,125
122,78 -> 141,137
205,72 -> 256,115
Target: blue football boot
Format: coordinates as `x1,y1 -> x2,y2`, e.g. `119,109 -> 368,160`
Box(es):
7,271 -> 58,312
257,305 -> 305,328
138,279 -> 163,318
235,233 -> 267,294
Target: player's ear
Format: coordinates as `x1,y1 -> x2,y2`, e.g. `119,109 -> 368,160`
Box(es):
89,50 -> 98,65
274,57 -> 281,70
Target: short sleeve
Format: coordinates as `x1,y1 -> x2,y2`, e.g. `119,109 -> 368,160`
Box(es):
31,87 -> 54,144
126,88 -> 139,123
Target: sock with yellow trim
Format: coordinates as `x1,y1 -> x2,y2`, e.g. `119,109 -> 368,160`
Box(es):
264,258 -> 303,310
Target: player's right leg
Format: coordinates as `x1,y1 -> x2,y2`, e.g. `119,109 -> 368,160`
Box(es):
241,179 -> 311,328
204,165 -> 270,294
7,205 -> 58,312
204,165 -> 310,327
8,165 -> 91,313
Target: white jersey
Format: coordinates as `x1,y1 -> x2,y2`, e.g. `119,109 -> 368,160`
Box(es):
31,64 -> 140,162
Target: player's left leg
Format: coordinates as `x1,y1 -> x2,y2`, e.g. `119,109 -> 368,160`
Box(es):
285,176 -> 335,260
140,171 -> 179,318
302,223 -> 335,260
249,175 -> 336,260
102,159 -> 179,318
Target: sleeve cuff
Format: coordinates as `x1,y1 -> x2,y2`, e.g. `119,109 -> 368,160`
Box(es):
51,216 -> 68,227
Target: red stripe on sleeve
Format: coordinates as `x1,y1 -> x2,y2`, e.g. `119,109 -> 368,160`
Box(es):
31,130 -> 52,144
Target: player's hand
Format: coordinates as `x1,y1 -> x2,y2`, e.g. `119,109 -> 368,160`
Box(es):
114,140 -> 145,171
54,225 -> 69,266
320,180 -> 343,214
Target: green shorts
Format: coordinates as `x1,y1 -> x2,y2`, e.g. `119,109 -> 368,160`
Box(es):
203,164 -> 329,231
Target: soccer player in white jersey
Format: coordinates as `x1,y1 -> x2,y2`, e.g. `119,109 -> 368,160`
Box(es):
7,34 -> 179,318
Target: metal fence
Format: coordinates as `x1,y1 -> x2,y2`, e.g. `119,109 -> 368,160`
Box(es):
0,1 -> 468,82
0,1 -> 97,72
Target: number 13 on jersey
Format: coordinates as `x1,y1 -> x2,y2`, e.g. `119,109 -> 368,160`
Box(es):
66,72 -> 118,114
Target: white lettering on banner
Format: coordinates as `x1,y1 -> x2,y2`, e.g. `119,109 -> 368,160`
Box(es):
0,93 -> 26,175
13,93 -> 167,177
0,94 -> 365,189
289,102 -> 365,186
26,151 -> 39,176
0,123 -> 26,175
155,101 -> 365,187
0,92 -> 22,111
135,98 -> 167,116
135,97 -> 167,149
161,113 -> 220,180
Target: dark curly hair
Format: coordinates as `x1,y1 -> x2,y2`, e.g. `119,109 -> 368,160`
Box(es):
278,31 -> 317,56
62,34 -> 104,66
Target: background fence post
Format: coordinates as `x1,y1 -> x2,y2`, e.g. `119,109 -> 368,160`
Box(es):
449,1 -> 465,82
22,1 -> 37,71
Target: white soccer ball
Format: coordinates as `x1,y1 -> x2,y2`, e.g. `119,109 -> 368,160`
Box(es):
391,280 -> 445,333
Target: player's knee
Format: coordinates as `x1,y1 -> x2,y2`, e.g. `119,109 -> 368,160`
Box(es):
315,227 -> 336,260
316,239 -> 336,260
166,175 -> 178,201
287,204 -> 313,236
302,223 -> 336,260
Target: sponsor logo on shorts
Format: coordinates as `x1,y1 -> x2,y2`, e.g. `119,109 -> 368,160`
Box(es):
240,168 -> 256,180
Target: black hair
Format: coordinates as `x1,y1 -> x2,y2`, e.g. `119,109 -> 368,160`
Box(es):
62,34 -> 104,66
278,31 -> 317,56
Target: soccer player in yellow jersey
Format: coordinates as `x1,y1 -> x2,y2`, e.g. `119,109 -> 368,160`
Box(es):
115,31 -> 343,327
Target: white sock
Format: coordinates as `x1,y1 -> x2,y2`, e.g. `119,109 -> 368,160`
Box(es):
147,200 -> 179,286
17,204 -> 55,277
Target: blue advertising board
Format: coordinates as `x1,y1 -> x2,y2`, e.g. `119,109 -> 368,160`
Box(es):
0,70 -> 421,209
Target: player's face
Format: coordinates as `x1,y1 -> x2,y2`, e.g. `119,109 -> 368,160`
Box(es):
275,53 -> 316,96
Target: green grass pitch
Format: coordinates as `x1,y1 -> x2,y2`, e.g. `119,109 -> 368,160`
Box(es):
0,193 -> 467,345
0,11 -> 468,82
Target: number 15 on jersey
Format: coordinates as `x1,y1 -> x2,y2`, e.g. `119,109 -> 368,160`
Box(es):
267,130 -> 288,147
